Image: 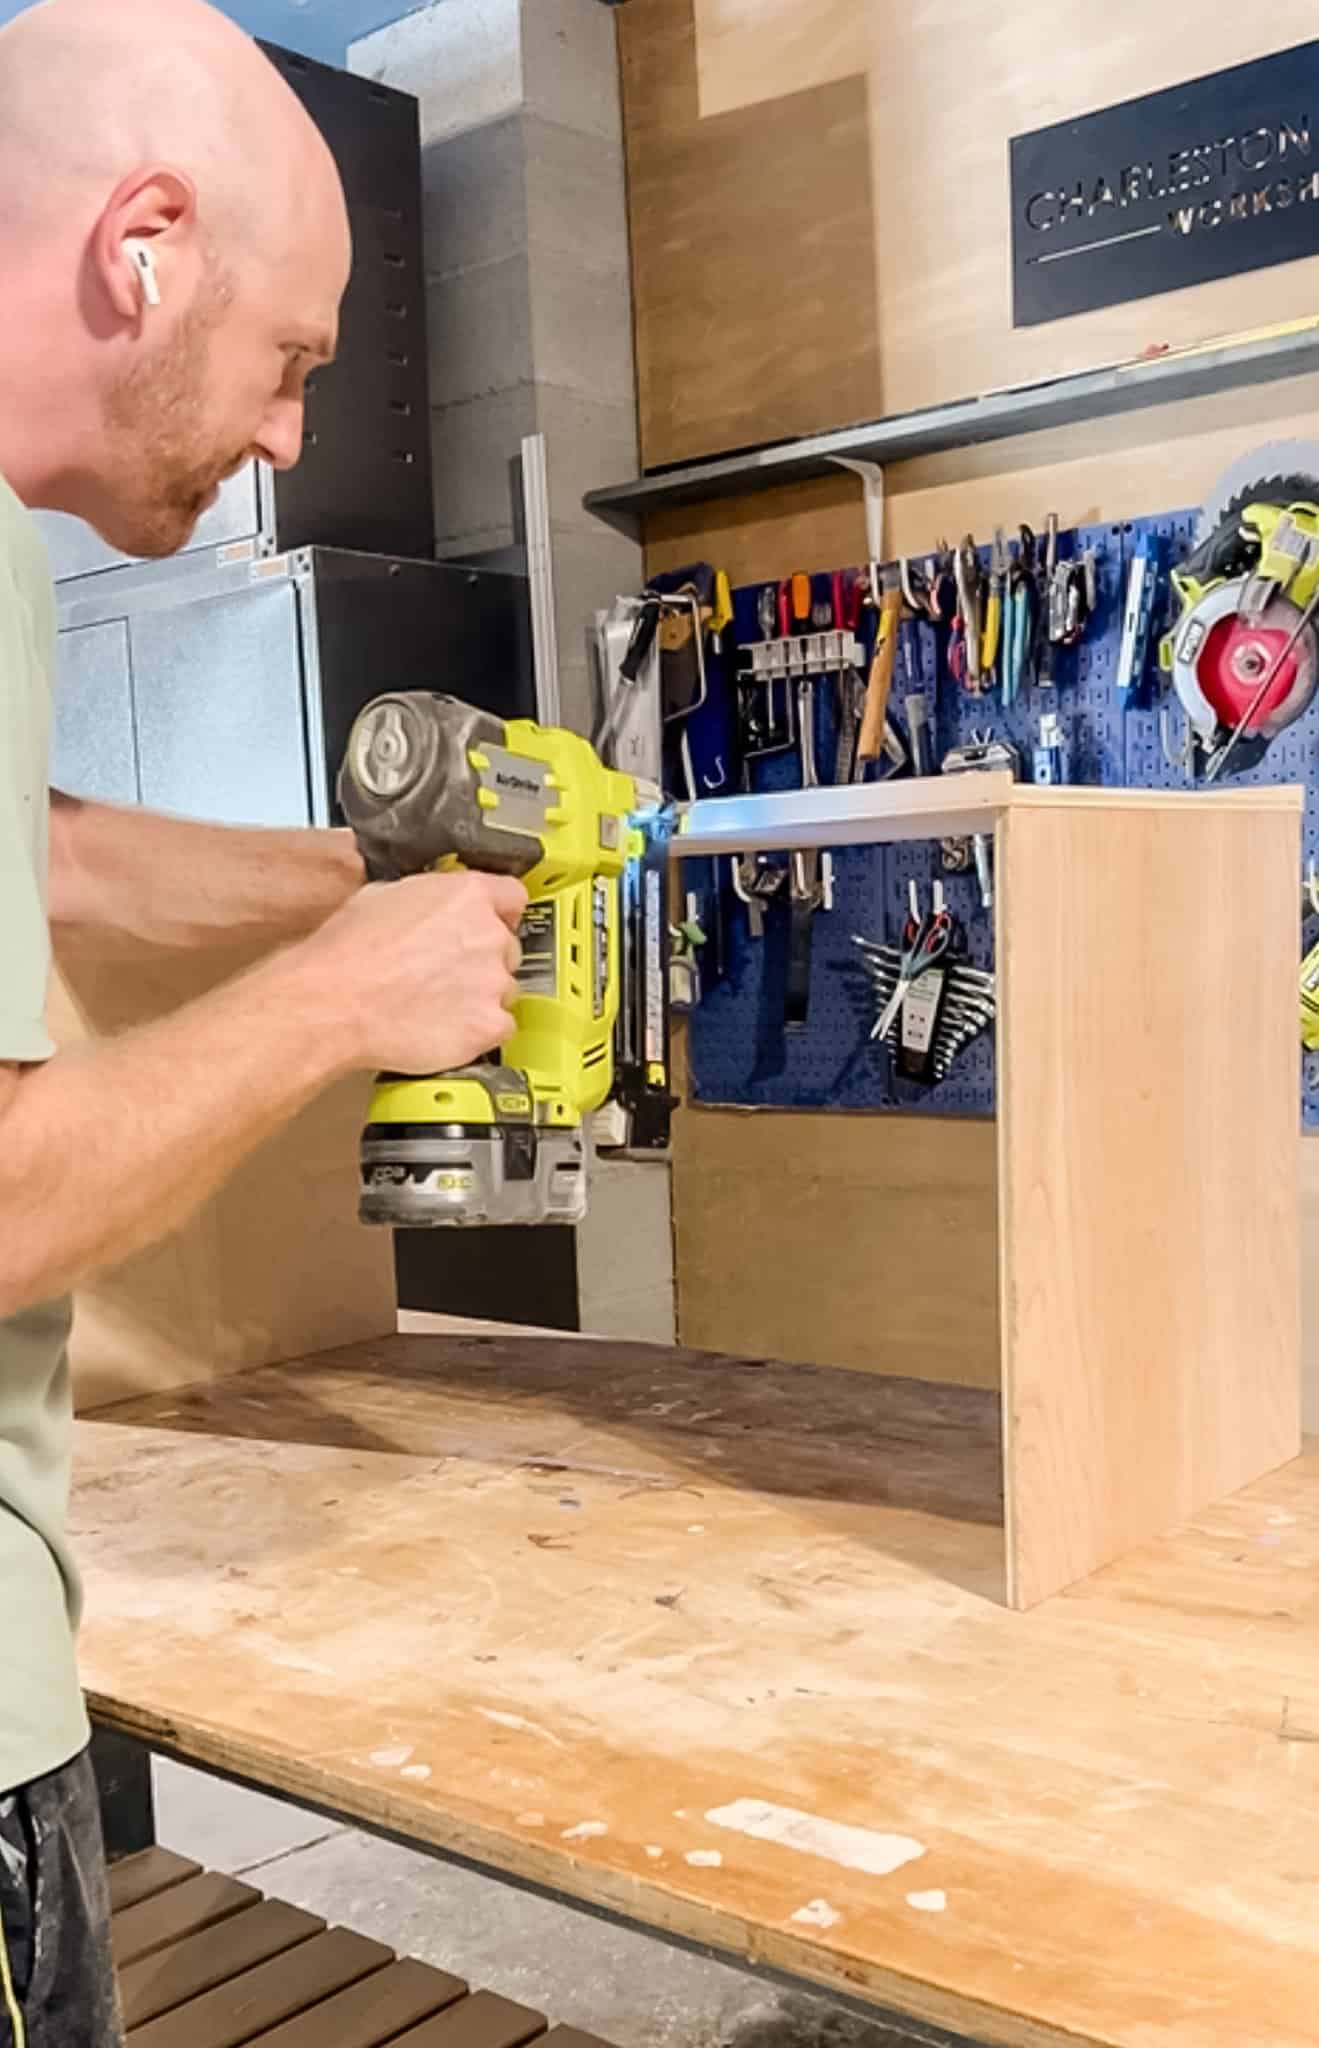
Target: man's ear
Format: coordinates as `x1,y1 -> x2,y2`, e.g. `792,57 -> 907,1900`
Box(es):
92,166 -> 198,322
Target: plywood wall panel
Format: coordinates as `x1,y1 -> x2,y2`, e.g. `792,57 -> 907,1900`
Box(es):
50,957 -> 396,1415
619,0 -> 1319,465
671,1075 -> 1000,1388
618,0 -> 879,468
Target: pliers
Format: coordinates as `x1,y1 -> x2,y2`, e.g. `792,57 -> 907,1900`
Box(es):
949,535 -> 983,691
980,527 -> 1009,685
1003,525 -> 1037,706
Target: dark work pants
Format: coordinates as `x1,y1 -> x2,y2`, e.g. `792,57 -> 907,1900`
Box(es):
0,1750 -> 121,2048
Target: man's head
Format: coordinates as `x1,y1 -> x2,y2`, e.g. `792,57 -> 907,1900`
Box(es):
0,0 -> 352,555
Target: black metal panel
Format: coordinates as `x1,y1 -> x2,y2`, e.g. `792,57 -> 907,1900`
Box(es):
259,42 -> 434,559
90,1726 -> 156,1863
394,1225 -> 580,1328
304,548 -> 536,815
53,549 -> 533,829
1012,41 -> 1319,326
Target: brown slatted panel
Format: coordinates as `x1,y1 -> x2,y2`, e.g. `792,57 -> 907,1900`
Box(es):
390,1990 -> 547,2048
127,1927 -> 391,2048
121,1902 -> 322,2031
114,1871 -> 261,1969
244,1957 -> 468,2048
109,1849 -> 202,1914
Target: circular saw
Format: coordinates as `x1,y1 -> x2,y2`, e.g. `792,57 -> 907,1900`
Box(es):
1161,441 -> 1319,778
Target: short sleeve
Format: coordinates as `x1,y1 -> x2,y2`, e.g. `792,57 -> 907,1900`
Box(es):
0,483 -> 56,1063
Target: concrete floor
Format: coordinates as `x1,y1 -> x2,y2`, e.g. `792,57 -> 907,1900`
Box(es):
154,1760 -> 968,2048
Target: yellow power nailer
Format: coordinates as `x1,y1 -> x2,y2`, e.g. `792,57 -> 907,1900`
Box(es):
338,691 -> 673,1228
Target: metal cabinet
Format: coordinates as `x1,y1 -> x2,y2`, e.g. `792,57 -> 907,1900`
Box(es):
37,469 -> 268,590
51,548 -> 535,827
131,580 -> 310,827
51,618 -> 138,806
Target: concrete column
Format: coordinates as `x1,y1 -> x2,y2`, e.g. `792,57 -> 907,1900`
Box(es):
349,0 -> 642,737
350,0 -> 674,1347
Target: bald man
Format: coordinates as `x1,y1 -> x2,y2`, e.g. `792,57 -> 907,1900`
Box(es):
0,3 -> 526,2040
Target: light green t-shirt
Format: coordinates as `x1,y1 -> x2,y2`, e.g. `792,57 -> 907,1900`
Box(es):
0,470 -> 89,1790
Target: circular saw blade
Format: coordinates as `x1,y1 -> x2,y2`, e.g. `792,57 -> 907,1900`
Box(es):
1178,584 -> 1319,738
1198,440 -> 1319,539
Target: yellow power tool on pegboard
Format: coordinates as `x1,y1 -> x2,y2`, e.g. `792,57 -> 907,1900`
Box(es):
1161,445 -> 1319,778
338,691 -> 672,1228
1302,863 -> 1319,1051
1301,946 -> 1319,1050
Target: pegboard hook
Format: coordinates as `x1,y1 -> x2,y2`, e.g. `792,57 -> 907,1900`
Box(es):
1159,700 -> 1193,777
1306,859 -> 1319,918
831,458 -> 884,599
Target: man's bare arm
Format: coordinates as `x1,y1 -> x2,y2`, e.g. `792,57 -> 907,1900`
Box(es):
48,790 -> 365,954
0,869 -> 526,1319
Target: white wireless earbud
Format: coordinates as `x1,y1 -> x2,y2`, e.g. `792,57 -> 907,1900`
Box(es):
124,239 -> 161,308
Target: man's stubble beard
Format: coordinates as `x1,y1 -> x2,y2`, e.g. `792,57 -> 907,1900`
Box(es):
99,284 -> 246,559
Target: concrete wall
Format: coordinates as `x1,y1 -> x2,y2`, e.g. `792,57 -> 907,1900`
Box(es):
351,0 -> 675,1345
350,0 -> 643,737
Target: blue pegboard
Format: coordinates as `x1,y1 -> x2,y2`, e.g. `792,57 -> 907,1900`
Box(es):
685,510 -> 1319,1126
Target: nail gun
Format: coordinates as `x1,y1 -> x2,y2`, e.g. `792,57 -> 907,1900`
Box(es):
338,691 -> 673,1229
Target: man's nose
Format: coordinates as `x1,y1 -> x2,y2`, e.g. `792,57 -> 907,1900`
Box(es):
253,399 -> 306,473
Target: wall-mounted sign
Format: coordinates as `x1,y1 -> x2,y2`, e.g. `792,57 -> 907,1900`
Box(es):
1011,42 -> 1319,327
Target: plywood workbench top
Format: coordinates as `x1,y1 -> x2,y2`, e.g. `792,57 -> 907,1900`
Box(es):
75,1334 -> 1319,2048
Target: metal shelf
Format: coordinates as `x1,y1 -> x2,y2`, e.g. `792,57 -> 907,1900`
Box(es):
584,319 -> 1319,538
674,774 -> 1014,856
671,776 -> 1300,858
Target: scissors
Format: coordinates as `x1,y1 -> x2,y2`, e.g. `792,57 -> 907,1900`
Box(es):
872,880 -> 954,1040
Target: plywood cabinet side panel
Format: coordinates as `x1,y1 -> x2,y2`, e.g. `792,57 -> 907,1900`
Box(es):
50,957 -> 395,1414
996,802 -> 1302,1608
1301,1133 -> 1319,1432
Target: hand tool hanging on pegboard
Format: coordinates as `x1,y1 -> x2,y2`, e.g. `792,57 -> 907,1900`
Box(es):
785,569 -> 834,1030
1003,526 -> 1038,705
949,536 -> 984,692
595,565 -> 725,798
595,564 -> 738,1005
939,730 -> 1022,909
1159,443 -> 1319,780
1115,530 -> 1168,710
853,882 -> 996,1088
730,579 -> 795,938
1037,513 -> 1097,689
869,877 -> 954,1042
980,528 -> 1009,692
668,567 -> 738,995
835,571 -> 906,782
593,594 -> 662,783
833,568 -> 869,782
1036,513 -> 1061,687
857,563 -> 905,765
